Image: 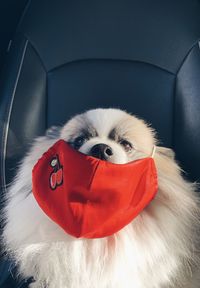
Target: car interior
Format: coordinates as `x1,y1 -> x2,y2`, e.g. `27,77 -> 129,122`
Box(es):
0,0 -> 200,287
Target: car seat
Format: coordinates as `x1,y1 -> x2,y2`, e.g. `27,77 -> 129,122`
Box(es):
0,0 -> 200,287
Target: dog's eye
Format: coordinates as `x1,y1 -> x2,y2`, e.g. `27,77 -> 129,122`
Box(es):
73,135 -> 87,149
119,139 -> 133,152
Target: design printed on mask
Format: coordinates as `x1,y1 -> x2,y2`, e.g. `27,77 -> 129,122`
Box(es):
49,155 -> 63,190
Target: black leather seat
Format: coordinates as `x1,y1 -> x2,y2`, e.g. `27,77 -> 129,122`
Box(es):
0,0 -> 200,286
0,0 -> 28,77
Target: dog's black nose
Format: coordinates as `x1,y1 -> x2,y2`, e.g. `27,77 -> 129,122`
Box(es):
90,144 -> 113,160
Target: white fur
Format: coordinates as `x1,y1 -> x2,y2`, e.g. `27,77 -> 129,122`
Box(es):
2,108 -> 200,288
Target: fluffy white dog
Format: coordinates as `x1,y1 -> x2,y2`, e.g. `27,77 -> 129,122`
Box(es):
2,108 -> 200,288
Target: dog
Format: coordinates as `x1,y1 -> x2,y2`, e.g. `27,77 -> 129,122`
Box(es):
2,108 -> 200,288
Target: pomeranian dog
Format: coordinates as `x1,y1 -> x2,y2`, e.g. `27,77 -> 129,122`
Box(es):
2,108 -> 200,288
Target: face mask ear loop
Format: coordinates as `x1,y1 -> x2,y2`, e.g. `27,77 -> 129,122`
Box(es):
151,145 -> 156,158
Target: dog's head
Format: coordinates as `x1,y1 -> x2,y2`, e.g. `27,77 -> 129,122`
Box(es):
60,108 -> 157,164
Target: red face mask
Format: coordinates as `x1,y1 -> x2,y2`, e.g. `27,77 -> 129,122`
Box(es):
32,139 -> 158,239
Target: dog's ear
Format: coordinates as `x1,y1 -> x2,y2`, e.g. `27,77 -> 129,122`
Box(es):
46,126 -> 61,139
156,146 -> 175,159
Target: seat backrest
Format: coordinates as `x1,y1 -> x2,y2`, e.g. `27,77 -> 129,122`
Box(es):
0,0 -> 28,76
1,0 -> 200,194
